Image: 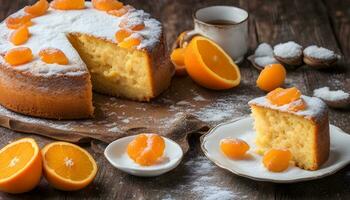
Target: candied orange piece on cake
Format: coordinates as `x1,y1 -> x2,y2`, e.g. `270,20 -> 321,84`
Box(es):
115,29 -> 132,43
39,48 -> 69,65
24,0 -> 49,17
127,134 -> 165,166
10,26 -> 30,45
92,0 -> 123,11
267,87 -> 301,106
50,0 -> 85,10
107,5 -> 131,17
5,14 -> 33,29
119,18 -> 145,31
220,138 -> 250,159
118,36 -> 142,49
263,149 -> 292,172
288,98 -> 307,112
0,138 -> 42,194
256,63 -> 286,92
4,47 -> 33,66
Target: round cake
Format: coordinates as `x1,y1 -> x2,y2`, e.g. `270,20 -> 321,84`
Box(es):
0,0 -> 174,119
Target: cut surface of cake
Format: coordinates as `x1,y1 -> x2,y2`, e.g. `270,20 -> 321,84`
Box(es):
249,89 -> 330,170
0,1 -> 174,119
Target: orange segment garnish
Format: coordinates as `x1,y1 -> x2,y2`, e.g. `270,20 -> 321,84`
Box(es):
267,87 -> 301,106
263,149 -> 292,172
107,5 -> 131,17
256,63 -> 286,92
50,0 -> 85,10
92,0 -> 123,11
0,138 -> 42,194
288,98 -> 307,112
42,142 -> 98,191
5,14 -> 33,29
119,18 -> 145,31
39,48 -> 69,65
4,47 -> 33,66
127,134 -> 165,166
184,36 -> 241,90
171,48 -> 187,76
24,0 -> 49,17
10,26 -> 30,45
115,29 -> 132,43
118,36 -> 142,49
220,138 -> 250,159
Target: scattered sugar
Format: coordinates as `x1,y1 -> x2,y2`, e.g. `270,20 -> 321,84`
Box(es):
193,95 -> 206,101
303,45 -> 337,60
313,87 -> 349,102
274,41 -> 303,58
254,56 -> 278,67
254,43 -> 273,57
176,101 -> 191,106
182,156 -> 240,200
121,118 -> 130,123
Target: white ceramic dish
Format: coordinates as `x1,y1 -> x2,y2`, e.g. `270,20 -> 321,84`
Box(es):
201,117 -> 350,183
104,135 -> 183,177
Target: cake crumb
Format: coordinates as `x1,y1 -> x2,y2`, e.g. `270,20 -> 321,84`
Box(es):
274,41 -> 302,58
313,87 -> 349,101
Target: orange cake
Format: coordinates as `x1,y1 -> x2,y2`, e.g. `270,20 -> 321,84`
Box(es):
0,0 -> 174,119
249,90 -> 330,170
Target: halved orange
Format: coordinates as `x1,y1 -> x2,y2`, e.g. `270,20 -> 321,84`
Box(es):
42,142 -> 98,191
184,36 -> 241,90
0,138 -> 42,194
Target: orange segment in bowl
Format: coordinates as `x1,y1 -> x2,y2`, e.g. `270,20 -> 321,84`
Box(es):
42,142 -> 98,191
184,36 -> 241,90
0,138 -> 42,194
127,134 -> 165,166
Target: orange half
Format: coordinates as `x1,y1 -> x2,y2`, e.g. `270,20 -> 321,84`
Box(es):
184,36 -> 241,90
0,138 -> 42,194
42,142 -> 98,191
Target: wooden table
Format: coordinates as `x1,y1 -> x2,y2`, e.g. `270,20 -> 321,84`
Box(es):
1,0 -> 350,199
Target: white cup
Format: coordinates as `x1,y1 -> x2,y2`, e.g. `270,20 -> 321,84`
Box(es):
187,6 -> 249,63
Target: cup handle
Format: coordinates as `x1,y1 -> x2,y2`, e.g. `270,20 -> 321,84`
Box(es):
171,30 -> 201,50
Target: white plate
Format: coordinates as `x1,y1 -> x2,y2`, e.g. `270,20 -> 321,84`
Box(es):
201,117 -> 350,183
104,135 -> 183,177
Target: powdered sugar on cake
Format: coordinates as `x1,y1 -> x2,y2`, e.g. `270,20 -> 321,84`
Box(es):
274,41 -> 303,58
0,2 -> 162,77
249,95 -> 327,121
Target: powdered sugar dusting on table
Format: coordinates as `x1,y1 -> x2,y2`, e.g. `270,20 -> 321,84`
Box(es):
313,87 -> 349,101
274,41 -> 303,58
0,2 -> 162,77
249,95 -> 327,121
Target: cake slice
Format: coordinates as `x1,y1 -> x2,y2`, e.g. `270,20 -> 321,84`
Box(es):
249,88 -> 330,170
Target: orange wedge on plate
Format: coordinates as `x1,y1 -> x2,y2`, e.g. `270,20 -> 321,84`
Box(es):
0,138 -> 42,194
42,142 -> 98,191
184,36 -> 241,90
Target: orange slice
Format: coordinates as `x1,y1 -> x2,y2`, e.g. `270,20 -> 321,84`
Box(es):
0,138 -> 42,194
42,142 -> 98,191
184,36 -> 241,90
170,48 -> 187,76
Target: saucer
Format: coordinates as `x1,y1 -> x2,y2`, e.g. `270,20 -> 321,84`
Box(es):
104,135 -> 183,177
201,117 -> 350,183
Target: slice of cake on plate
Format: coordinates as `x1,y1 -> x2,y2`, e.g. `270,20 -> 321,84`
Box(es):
249,87 -> 329,170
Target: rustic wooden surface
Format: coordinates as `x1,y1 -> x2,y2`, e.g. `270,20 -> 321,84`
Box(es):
1,0 -> 350,199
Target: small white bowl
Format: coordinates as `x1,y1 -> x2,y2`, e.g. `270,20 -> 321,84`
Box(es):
104,135 -> 183,177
